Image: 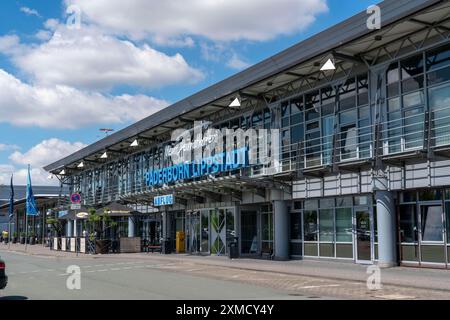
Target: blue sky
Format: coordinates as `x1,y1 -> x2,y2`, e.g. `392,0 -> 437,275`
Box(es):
0,0 -> 377,184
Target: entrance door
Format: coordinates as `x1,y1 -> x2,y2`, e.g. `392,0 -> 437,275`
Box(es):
241,211 -> 259,255
188,212 -> 201,254
418,204 -> 446,265
355,210 -> 372,262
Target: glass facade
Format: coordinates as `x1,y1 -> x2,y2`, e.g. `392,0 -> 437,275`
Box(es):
291,196 -> 373,260
399,189 -> 449,265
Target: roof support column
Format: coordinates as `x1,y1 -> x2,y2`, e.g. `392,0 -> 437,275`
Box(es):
273,200 -> 289,260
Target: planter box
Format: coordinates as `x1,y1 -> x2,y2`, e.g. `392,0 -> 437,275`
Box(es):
95,240 -> 111,254
120,237 -> 141,253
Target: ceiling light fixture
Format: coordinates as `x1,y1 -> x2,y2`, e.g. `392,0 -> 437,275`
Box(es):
130,139 -> 139,147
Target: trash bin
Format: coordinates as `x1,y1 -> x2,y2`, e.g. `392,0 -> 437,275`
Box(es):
228,237 -> 239,259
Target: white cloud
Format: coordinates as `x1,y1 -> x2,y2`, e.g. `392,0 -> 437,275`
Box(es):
10,139 -> 86,168
20,7 -> 41,18
0,144 -> 20,152
2,24 -> 203,91
0,139 -> 87,186
227,54 -> 250,70
65,0 -> 328,42
0,69 -> 169,129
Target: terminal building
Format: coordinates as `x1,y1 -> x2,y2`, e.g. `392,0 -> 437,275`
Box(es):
45,0 -> 450,268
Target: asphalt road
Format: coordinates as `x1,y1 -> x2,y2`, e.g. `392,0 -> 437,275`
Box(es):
0,251 -> 320,300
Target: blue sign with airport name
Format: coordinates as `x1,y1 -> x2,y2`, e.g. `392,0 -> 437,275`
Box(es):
145,147 -> 249,188
154,194 -> 174,206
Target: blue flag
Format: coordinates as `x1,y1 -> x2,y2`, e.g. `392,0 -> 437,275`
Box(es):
8,174 -> 14,219
26,165 -> 39,216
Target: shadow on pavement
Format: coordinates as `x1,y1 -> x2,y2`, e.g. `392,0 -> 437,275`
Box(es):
0,296 -> 29,300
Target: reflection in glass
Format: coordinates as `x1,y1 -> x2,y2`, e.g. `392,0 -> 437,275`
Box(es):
340,125 -> 358,160
319,209 -> 334,242
421,206 -> 443,242
241,211 -> 258,254
290,212 -> 302,240
304,210 -> 318,241
400,205 -> 418,243
201,210 -> 209,253
336,208 -> 352,242
261,211 -> 273,252
446,203 -> 450,243
429,83 -> 450,146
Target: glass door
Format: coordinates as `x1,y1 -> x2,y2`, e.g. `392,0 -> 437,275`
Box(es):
241,210 -> 259,255
187,211 -> 201,254
355,209 -> 372,263
418,204 -> 446,265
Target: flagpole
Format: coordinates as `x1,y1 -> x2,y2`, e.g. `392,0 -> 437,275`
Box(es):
25,213 -> 28,251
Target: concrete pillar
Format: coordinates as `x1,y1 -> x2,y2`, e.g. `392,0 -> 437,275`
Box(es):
375,190 -> 398,268
128,216 -> 135,238
273,200 -> 289,260
67,220 -> 73,237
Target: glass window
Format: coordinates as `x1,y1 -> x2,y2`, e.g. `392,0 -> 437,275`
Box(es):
446,202 -> 450,243
290,212 -> 302,240
354,196 -> 369,206
261,212 -> 273,242
387,62 -> 400,84
291,124 -> 304,143
340,78 -> 356,111
401,54 -> 424,80
421,206 -> 444,242
320,198 -> 335,208
404,106 -> 424,149
427,66 -> 450,86
357,74 -> 369,106
419,190 -> 443,201
305,91 -> 320,121
400,205 -> 417,243
303,210 -> 318,241
402,75 -> 424,93
403,91 -> 424,108
427,43 -> 450,72
305,199 -> 319,210
340,124 -> 358,160
336,208 -> 352,242
340,110 -> 357,125
401,191 -> 417,203
319,209 -> 334,242
428,83 -> 450,146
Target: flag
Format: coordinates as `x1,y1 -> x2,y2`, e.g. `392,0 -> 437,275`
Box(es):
8,174 -> 14,219
26,165 -> 39,216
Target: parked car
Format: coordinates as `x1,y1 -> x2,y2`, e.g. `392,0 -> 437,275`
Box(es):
0,258 -> 7,289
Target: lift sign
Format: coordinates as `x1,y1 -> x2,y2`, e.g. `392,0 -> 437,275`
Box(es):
154,194 -> 174,206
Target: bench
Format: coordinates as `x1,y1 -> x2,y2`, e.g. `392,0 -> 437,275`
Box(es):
147,245 -> 162,254
261,248 -> 274,260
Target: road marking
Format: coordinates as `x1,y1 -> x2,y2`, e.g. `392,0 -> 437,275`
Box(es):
110,268 -> 121,271
297,284 -> 340,289
97,269 -> 108,272
375,294 -> 416,300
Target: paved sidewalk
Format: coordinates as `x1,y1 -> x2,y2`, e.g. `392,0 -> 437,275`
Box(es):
2,243 -> 450,293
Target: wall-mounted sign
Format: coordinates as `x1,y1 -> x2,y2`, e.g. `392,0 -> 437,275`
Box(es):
145,147 -> 248,188
70,193 -> 81,204
154,194 -> 174,207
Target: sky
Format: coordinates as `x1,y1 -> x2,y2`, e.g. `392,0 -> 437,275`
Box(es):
0,0 -> 378,186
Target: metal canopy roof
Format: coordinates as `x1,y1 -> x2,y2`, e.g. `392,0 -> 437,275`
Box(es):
44,0 -> 445,173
